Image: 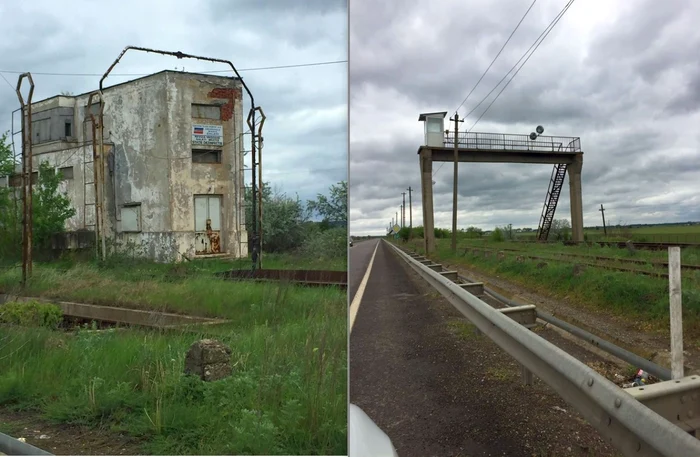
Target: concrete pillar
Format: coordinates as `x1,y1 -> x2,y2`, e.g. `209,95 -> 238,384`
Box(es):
568,153 -> 584,243
420,149 -> 436,254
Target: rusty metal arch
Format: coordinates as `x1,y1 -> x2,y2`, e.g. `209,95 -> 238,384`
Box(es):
98,46 -> 261,269
15,72 -> 34,285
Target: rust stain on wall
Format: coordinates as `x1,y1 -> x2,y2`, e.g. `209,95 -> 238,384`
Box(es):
207,88 -> 241,121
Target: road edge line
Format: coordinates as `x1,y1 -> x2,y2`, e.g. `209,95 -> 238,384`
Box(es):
349,240 -> 380,333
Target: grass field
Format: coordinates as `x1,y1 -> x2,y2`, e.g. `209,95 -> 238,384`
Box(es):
401,237 -> 700,341
0,257 -> 347,455
513,223 -> 700,243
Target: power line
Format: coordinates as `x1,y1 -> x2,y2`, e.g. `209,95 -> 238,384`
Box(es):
454,0 -> 537,116
0,72 -> 14,92
434,0 -> 575,179
467,0 -> 576,132
0,59 -> 347,77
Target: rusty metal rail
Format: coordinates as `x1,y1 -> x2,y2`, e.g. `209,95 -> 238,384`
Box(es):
464,245 -> 700,273
218,269 -> 347,289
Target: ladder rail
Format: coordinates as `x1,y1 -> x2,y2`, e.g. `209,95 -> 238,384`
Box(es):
536,138 -> 579,241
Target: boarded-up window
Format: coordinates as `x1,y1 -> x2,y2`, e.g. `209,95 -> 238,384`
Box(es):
59,166 -> 74,180
120,204 -> 141,232
194,195 -> 221,231
192,149 -> 222,164
191,104 -> 221,120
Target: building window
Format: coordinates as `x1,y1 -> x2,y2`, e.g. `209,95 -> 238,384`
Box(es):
58,166 -> 74,180
65,121 -> 72,137
120,204 -> 142,232
192,149 -> 222,164
9,173 -> 38,186
191,104 -> 221,120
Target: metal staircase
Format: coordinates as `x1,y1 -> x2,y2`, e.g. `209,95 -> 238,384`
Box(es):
536,148 -> 567,241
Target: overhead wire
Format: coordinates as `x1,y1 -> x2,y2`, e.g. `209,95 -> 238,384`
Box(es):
467,0 -> 576,132
453,0 -> 538,116
434,0 -> 576,179
0,60 -> 347,77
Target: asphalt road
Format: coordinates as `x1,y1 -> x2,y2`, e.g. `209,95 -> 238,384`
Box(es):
349,240 -> 615,457
349,238 -> 379,304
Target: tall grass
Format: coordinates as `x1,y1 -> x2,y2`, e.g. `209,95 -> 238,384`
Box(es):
0,263 -> 345,322
0,279 -> 347,454
403,238 -> 700,338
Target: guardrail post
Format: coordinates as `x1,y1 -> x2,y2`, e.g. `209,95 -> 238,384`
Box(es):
521,364 -> 533,386
669,246 -> 684,379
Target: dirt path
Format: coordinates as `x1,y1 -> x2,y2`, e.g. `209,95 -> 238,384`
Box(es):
350,241 -> 620,456
0,410 -> 144,455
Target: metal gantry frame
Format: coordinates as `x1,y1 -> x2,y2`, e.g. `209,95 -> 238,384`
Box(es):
97,46 -> 263,268
15,72 -> 34,286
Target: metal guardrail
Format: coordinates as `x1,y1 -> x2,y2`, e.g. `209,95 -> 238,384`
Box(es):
386,241 -> 700,457
0,432 -> 53,455
455,271 -> 673,381
443,131 -> 581,153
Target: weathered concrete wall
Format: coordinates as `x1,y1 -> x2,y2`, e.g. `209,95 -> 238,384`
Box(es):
165,72 -> 246,259
17,71 -> 247,263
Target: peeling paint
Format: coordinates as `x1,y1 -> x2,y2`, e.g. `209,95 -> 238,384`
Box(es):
25,71 -> 246,263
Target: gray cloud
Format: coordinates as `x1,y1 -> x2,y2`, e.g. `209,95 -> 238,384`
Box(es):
350,0 -> 700,235
0,0 -> 347,205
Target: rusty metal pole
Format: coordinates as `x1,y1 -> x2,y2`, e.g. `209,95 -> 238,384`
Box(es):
98,101 -> 107,260
16,73 -> 34,286
255,107 -> 266,268
407,186 -> 413,239
87,92 -> 103,260
246,110 -> 258,270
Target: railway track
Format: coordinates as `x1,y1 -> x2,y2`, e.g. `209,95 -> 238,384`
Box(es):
512,239 -> 700,250
218,268 -> 348,289
460,245 -> 700,278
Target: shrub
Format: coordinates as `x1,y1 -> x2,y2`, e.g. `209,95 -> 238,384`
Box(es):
0,300 -> 63,329
298,227 -> 347,260
490,227 -> 505,242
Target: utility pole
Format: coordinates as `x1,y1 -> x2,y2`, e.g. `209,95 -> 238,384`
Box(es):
396,211 -> 398,228
407,186 -> 413,239
449,112 -> 464,254
402,192 -> 406,227
599,204 -> 607,236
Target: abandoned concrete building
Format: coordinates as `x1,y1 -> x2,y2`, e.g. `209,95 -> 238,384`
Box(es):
1,71 -> 248,261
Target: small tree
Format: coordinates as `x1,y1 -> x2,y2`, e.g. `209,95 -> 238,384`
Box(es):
398,226 -> 410,242
550,219 -> 571,241
490,227 -> 505,242
245,182 -> 309,253
464,226 -> 483,239
32,161 -> 76,248
0,132 -> 20,259
307,181 -> 347,226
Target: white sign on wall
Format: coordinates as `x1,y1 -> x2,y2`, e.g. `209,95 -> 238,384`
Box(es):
192,124 -> 223,146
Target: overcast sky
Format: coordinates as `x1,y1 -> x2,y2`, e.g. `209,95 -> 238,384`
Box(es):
349,0 -> 700,236
0,0 -> 347,205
